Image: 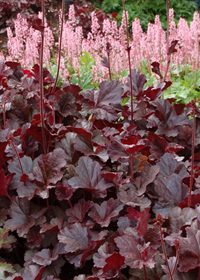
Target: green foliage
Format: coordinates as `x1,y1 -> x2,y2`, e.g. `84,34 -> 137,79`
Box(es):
0,262 -> 15,279
71,51 -> 95,91
49,64 -> 63,88
163,63 -> 200,103
90,0 -> 197,31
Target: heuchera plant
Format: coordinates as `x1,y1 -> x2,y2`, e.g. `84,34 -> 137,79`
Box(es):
0,0 -> 200,280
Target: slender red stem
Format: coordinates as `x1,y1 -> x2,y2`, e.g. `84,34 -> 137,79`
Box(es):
160,226 -> 173,280
143,265 -> 147,280
162,0 -> 170,82
9,138 -> 24,175
51,0 -> 65,94
198,267 -> 200,280
122,0 -> 134,180
122,0 -> 133,125
168,244 -> 180,280
117,269 -> 122,280
68,199 -> 73,209
3,95 -> 7,129
107,52 -> 112,81
188,101 -> 196,207
40,0 -> 47,154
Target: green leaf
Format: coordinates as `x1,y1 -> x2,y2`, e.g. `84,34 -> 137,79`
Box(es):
80,51 -> 94,68
0,262 -> 15,279
0,227 -> 10,249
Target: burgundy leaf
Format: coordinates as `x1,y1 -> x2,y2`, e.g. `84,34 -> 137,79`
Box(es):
0,169 -> 14,199
118,182 -> 151,211
124,69 -> 147,97
137,207 -> 151,237
7,94 -> 31,125
58,223 -> 89,253
81,230 -> 108,263
178,194 -> 200,208
151,62 -> 163,79
168,207 -> 197,233
55,132 -> 77,164
34,266 -> 45,280
32,249 -> 58,266
107,138 -> 129,162
81,80 -> 123,121
115,228 -> 157,269
154,174 -> 189,204
125,207 -> 151,237
88,198 -> 124,227
157,153 -> 189,178
30,148 -> 66,188
55,182 -> 74,201
66,198 -> 94,223
5,197 -> 46,237
8,155 -> 33,190
154,99 -> 189,137
103,252 -> 125,273
68,156 -> 113,198
134,164 -> 159,196
168,40 -> 179,55
166,228 -> 200,272
40,217 -> 63,233
32,18 -> 44,33
73,134 -> 93,156
56,91 -> 78,117
125,207 -> 140,220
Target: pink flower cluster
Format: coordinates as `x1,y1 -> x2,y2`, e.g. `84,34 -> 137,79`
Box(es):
6,13 -> 54,68
4,5 -> 200,82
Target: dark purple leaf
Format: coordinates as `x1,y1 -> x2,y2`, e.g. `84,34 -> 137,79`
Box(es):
5,197 -> 46,237
7,94 -> 31,125
40,217 -> 63,233
55,182 -> 74,201
58,223 -> 89,253
31,249 -> 58,266
81,80 -> 123,121
107,138 -> 129,162
153,99 -> 189,137
157,153 -> 189,178
115,228 -> 157,269
154,174 -> 189,204
88,198 -> 124,227
30,148 -> 66,188
166,228 -> 200,272
55,132 -> 77,164
168,40 -> 179,55
0,169 -> 14,199
168,207 -> 197,233
151,62 -> 163,79
56,91 -> 78,117
124,69 -> 147,97
66,198 -> 94,223
81,230 -> 108,263
68,156 -> 113,198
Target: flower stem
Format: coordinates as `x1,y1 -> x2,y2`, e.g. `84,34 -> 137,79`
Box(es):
160,226 -> 173,280
163,0 -> 170,82
188,100 -> 196,208
40,0 -> 47,154
143,265 -> 147,280
122,0 -> 133,125
51,0 -> 65,94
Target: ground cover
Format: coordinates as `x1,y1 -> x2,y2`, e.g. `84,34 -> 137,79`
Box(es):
0,0 -> 200,279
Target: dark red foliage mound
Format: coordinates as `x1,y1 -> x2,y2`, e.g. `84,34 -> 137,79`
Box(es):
0,59 -> 200,280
